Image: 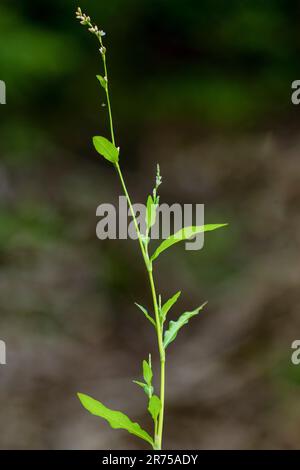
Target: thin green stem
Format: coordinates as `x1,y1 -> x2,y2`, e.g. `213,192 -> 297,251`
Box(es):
102,55 -> 115,146
115,163 -> 148,265
115,164 -> 165,449
96,35 -> 116,146
148,270 -> 165,450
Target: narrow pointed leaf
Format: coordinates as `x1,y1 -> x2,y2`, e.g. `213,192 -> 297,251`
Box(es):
161,291 -> 181,321
133,380 -> 145,389
135,303 -> 156,327
93,136 -> 119,164
96,74 -> 107,90
163,302 -> 208,349
151,224 -> 228,262
143,359 -> 153,386
146,195 -> 157,231
148,395 -> 161,422
77,393 -> 153,446
133,381 -> 153,398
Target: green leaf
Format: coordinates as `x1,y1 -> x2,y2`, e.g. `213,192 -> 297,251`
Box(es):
148,395 -> 161,422
163,302 -> 207,349
143,359 -> 153,386
151,224 -> 228,262
93,136 -> 119,164
77,393 -> 153,446
146,195 -> 157,231
135,303 -> 156,327
133,380 -> 153,398
133,380 -> 145,389
96,74 -> 107,90
161,291 -> 181,322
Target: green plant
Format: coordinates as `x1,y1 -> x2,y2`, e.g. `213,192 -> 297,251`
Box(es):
75,7 -> 227,450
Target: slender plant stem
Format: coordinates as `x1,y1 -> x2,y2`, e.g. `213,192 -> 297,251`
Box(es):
116,164 -> 166,449
102,55 -> 115,147
148,270 -> 165,449
115,163 -> 148,265
98,36 -> 166,450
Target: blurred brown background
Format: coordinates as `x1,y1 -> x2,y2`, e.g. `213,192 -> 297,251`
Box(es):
0,0 -> 300,449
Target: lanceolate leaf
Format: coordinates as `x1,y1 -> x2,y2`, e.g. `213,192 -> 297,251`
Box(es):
148,395 -> 161,422
135,303 -> 156,327
143,359 -> 153,386
132,380 -> 153,398
151,224 -> 228,262
146,195 -> 157,231
163,302 -> 208,349
161,291 -> 181,322
77,393 -> 153,446
93,136 -> 119,164
96,74 -> 107,90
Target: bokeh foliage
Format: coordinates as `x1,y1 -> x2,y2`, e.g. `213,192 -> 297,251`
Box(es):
1,0 -> 299,164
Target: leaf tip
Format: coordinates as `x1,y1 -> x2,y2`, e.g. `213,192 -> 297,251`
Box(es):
77,392 -> 86,405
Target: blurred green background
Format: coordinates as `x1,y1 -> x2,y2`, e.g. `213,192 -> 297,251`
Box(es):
1,0 -> 300,449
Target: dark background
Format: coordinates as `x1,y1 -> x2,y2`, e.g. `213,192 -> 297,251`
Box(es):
0,0 -> 300,449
